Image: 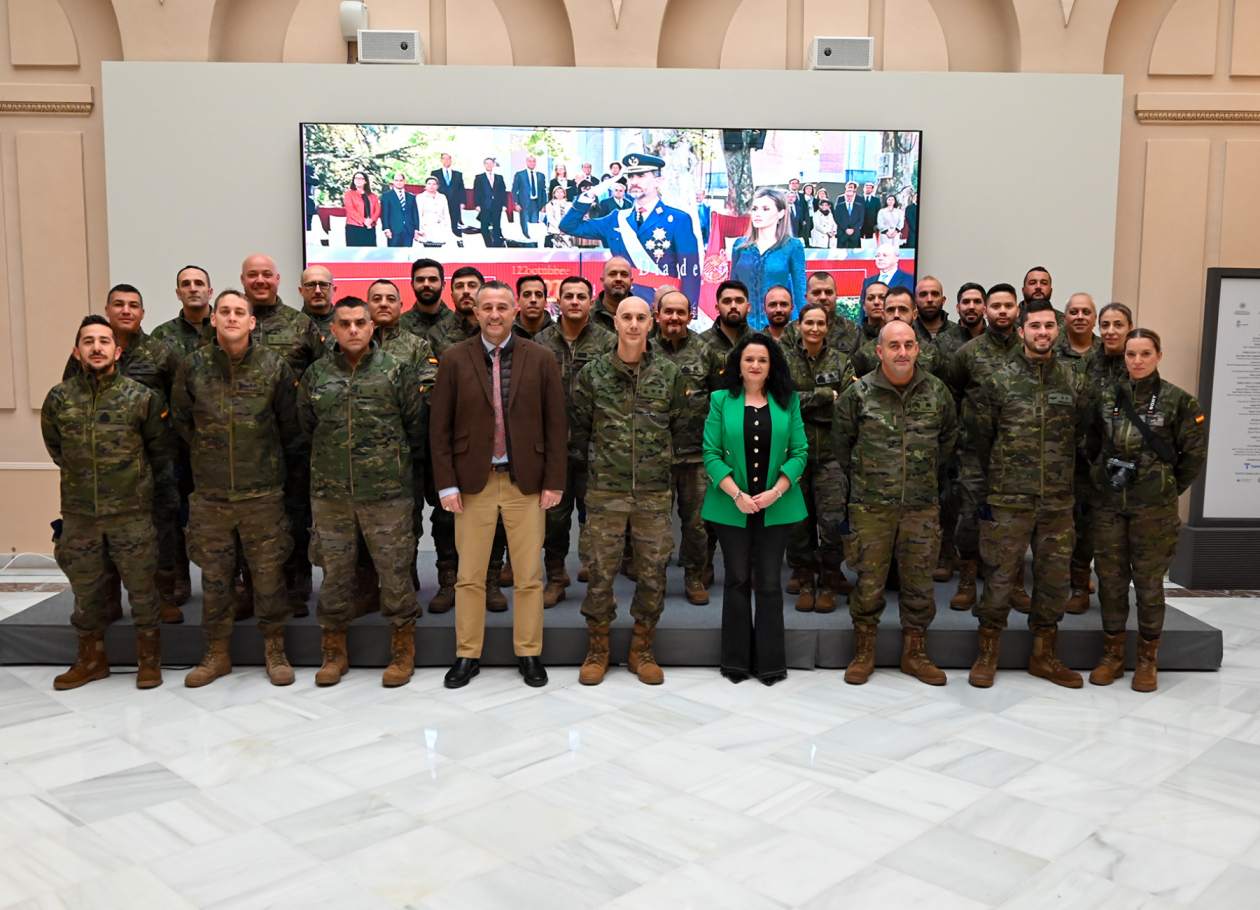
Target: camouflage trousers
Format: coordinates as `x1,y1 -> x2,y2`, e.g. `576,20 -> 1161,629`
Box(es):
787,458 -> 846,573
955,451 -> 984,561
1094,502 -> 1179,639
671,459 -> 711,574
283,463 -> 312,599
1071,486 -> 1095,579
978,502 -> 1073,632
847,504 -> 940,631
188,493 -> 292,639
580,489 -> 672,627
56,510 -> 158,633
544,460 -> 589,567
937,455 -> 960,564
311,497 -> 418,631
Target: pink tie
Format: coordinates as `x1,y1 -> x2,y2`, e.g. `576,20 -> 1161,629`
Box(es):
492,347 -> 507,460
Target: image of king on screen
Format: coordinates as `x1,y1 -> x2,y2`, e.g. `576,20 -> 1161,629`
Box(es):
559,152 -> 700,305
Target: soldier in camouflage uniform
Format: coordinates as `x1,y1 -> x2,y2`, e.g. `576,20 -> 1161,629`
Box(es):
591,257 -> 634,332
240,254 -> 326,616
172,290 -> 306,687
298,265 -> 336,349
850,287 -> 946,379
512,274 -> 555,340
62,284 -> 183,624
805,271 -> 861,354
42,316 -> 172,690
427,266 -> 512,609
944,283 -> 1023,612
299,298 -> 428,688
153,265 -> 216,608
571,297 -> 687,686
1056,292 -> 1103,613
782,301 -> 856,613
400,258 -> 459,340
1087,328 -> 1206,692
1021,265 -> 1065,328
832,320 -> 957,686
700,279 -> 750,355
653,289 -> 725,604
534,276 -> 616,605
969,300 -> 1093,689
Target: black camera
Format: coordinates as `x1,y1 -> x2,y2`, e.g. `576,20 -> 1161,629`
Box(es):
1105,457 -> 1136,491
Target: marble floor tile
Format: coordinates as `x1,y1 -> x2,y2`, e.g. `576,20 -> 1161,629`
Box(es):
1053,736 -> 1194,789
331,824 -> 500,906
266,791 -> 420,861
1162,738 -> 1260,816
611,738 -> 747,793
997,865 -> 1149,910
0,795 -> 81,850
372,762 -> 517,822
1060,826 -> 1230,904
705,830 -> 870,906
47,761 -> 197,824
676,712 -> 808,758
881,826 -> 1048,905
416,859 -> 613,910
163,734 -> 294,789
602,793 -> 778,866
1108,789 -> 1260,860
150,827 -> 318,907
603,862 -> 787,910
1126,691 -> 1252,738
200,762 -> 357,825
0,832 -> 113,906
520,827 -> 685,900
1000,763 -> 1146,824
527,759 -> 684,821
1192,862 -> 1260,908
905,738 -> 1039,788
463,728 -> 608,788
433,789 -> 596,862
803,863 -> 989,910
777,789 -> 934,861
947,791 -> 1098,860
311,731 -> 444,786
10,735 -> 153,791
835,762 -> 990,823
16,864 -> 199,910
688,760 -> 835,818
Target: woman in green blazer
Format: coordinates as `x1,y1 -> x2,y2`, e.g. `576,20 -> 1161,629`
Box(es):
702,332 -> 809,684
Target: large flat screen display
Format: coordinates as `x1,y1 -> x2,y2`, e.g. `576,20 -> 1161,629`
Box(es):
302,123 -> 921,329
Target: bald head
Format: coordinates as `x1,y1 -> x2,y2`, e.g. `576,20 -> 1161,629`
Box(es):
299,265 -> 334,316
601,257 -> 633,305
876,319 -> 919,386
241,253 -> 280,307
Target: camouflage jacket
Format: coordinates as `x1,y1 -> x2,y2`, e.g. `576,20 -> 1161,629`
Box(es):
591,295 -> 620,332
972,349 -> 1092,509
302,307 -> 336,352
700,322 -> 747,356
779,312 -> 861,356
429,313 -> 481,356
570,348 -> 688,493
298,345 -> 427,503
171,340 -> 304,501
851,329 -> 946,381
945,326 -> 1021,398
1081,348 -> 1127,393
534,319 -> 615,411
62,329 -> 180,404
513,312 -> 555,341
1056,334 -> 1101,368
41,370 -> 172,517
1090,372 -> 1207,509
832,366 -> 958,508
374,324 -> 439,393
783,336 -> 856,460
400,304 -> 458,346
151,313 -> 213,358
250,298 -> 326,375
653,330 -> 725,460
915,316 -> 975,360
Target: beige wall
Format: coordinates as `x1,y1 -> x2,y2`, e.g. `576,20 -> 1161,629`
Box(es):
2,0 -> 1259,554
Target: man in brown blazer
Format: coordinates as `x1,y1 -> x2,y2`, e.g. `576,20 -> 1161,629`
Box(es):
429,280 -> 568,688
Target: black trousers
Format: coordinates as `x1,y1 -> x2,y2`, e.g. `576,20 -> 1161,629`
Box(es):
715,519 -> 788,679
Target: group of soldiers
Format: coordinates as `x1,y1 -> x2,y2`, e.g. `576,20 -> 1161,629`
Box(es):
40,252 -> 1204,693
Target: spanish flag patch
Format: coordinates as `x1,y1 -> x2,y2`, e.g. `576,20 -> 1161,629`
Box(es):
1194,414 -> 1205,424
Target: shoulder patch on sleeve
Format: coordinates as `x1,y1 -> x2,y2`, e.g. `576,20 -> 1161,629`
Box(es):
160,408 -> 169,419
1194,413 -> 1205,424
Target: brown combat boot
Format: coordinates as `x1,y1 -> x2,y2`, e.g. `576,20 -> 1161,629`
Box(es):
579,622 -> 612,685
485,565 -> 508,613
1065,567 -> 1091,614
1132,637 -> 1160,693
844,624 -> 877,685
264,629 -> 295,686
156,569 -> 183,624
900,630 -> 947,685
1028,628 -> 1083,688
135,628 -> 163,689
968,627 -> 1001,688
427,560 -> 457,614
627,622 -> 664,685
577,564 -> 589,583
314,630 -> 348,686
795,576 -> 817,612
950,560 -> 978,611
815,571 -> 845,614
1089,632 -> 1127,686
932,553 -> 955,583
382,623 -> 416,688
786,566 -> 808,595
185,638 -> 231,687
498,560 -> 514,587
543,559 -> 569,608
174,558 -> 192,606
684,570 -> 710,605
54,631 -> 109,690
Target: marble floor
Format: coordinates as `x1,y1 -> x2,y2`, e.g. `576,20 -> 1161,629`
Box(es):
3,568 -> 1260,909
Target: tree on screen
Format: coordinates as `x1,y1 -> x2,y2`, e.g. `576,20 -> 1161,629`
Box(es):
303,124 -> 433,204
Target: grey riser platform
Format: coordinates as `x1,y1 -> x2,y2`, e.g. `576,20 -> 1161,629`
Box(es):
0,562 -> 1223,672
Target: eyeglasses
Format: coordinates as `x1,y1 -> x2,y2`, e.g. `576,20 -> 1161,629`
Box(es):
302,281 -> 332,290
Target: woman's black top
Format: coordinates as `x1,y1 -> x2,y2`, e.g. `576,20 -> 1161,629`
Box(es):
745,403 -> 770,496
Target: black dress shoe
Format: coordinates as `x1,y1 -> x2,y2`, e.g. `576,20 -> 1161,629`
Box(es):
720,668 -> 750,684
758,672 -> 788,687
518,656 -> 548,687
444,658 -> 480,689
